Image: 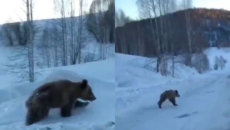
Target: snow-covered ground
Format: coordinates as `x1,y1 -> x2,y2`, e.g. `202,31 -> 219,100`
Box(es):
116,47 -> 230,130
0,59 -> 115,130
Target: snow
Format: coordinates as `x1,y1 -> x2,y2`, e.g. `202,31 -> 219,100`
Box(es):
116,47 -> 230,130
0,59 -> 115,130
204,47 -> 230,69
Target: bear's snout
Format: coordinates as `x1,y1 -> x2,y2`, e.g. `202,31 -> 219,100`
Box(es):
90,96 -> 96,101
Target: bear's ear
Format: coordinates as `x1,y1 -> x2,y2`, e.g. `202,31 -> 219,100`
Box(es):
174,90 -> 179,94
80,79 -> 88,89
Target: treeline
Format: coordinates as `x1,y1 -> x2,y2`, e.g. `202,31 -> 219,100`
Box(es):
115,8 -> 230,57
1,0 -> 115,82
1,0 -> 115,46
115,0 -> 230,76
87,0 -> 115,43
0,22 -> 38,46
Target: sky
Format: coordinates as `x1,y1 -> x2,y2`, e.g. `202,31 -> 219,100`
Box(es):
0,0 -> 93,24
115,0 -> 230,19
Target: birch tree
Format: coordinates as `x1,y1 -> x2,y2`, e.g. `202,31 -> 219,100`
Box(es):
68,0 -> 87,64
40,27 -> 52,68
69,0 -> 77,64
76,0 -> 87,63
54,0 -> 68,66
136,0 -> 162,73
27,0 -> 35,82
181,0 -> 193,67
4,0 -> 38,82
50,24 -> 61,67
166,0 -> 178,77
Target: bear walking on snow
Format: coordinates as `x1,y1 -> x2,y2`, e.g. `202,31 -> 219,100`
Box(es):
25,79 -> 96,126
158,89 -> 180,109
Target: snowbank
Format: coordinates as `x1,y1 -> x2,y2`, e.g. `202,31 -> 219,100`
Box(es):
115,53 -> 198,90
204,47 -> 230,69
116,47 -> 230,89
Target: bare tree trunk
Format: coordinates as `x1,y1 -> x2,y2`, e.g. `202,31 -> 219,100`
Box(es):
54,0 -> 68,66
77,0 -> 84,63
41,27 -> 51,68
70,1 -> 76,64
27,0 -> 35,82
152,0 -> 161,72
182,0 -> 193,67
61,15 -> 67,65
51,25 -> 59,67
185,10 -> 192,52
158,0 -> 164,52
185,11 -> 192,67
3,0 -> 38,82
155,0 -> 164,73
168,16 -> 175,77
151,0 -> 160,55
46,50 -> 51,67
54,41 -> 58,67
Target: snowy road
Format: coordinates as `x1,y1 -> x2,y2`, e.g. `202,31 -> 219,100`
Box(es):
116,72 -> 230,130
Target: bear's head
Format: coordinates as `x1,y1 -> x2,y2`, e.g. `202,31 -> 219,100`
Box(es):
174,90 -> 180,97
79,79 -> 96,101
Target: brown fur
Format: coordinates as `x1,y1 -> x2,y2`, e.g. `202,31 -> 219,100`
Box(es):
25,79 -> 96,126
158,89 -> 180,109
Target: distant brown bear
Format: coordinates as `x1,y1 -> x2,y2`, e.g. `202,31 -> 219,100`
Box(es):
25,79 -> 96,126
158,89 -> 180,109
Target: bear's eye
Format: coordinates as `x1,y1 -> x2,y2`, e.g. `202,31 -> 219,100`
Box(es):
88,89 -> 93,94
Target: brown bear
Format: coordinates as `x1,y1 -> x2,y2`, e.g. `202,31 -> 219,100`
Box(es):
25,79 -> 96,126
158,89 -> 180,109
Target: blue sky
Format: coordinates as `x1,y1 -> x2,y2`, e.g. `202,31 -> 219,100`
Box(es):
115,0 -> 230,19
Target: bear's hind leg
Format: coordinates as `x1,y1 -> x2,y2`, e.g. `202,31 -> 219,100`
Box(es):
25,106 -> 49,126
158,96 -> 167,109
